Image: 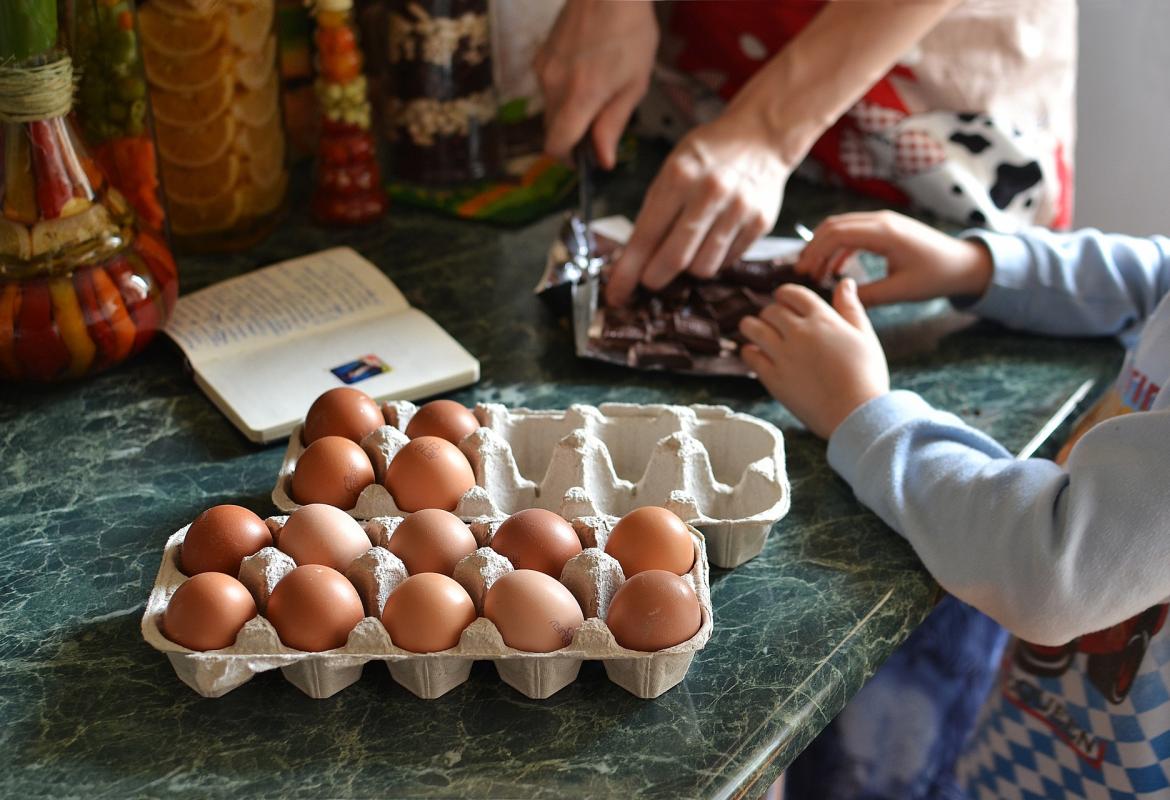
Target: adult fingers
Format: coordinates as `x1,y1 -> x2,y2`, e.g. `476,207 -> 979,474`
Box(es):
687,200 -> 745,280
722,209 -> 771,268
640,172 -> 733,290
590,77 -> 647,170
605,169 -> 687,305
542,72 -> 605,161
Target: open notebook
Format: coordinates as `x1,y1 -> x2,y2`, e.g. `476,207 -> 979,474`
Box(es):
165,247 -> 480,443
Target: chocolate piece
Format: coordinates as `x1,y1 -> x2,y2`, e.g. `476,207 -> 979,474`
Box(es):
629,341 -> 693,370
670,312 -> 721,354
647,316 -> 671,340
601,309 -> 647,350
695,282 -> 740,305
709,289 -> 759,333
658,278 -> 692,307
724,259 -> 780,292
742,288 -> 773,309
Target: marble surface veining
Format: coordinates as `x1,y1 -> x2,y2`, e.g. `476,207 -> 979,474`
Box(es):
0,147 -> 1122,799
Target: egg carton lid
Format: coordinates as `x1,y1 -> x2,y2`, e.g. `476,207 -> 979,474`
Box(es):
142,495 -> 712,701
272,401 -> 789,568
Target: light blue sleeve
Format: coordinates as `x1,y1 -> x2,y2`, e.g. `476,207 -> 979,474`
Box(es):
827,391 -> 1170,646
962,229 -> 1170,343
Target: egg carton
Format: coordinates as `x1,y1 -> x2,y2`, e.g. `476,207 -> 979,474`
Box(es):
141,490 -> 713,700
272,402 -> 789,567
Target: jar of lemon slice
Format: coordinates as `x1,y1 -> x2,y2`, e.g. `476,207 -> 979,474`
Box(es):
138,0 -> 288,252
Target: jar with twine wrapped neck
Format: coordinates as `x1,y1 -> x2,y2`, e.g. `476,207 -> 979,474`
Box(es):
0,0 -> 179,382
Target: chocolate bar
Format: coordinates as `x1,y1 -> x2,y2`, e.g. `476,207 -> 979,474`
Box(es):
629,341 -> 694,370
589,252 -> 835,373
670,312 -> 721,354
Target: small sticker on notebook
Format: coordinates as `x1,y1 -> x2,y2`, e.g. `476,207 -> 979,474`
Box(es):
331,355 -> 391,384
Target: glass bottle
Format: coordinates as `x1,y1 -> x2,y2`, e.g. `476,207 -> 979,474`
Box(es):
0,0 -> 179,382
137,0 -> 288,252
65,0 -> 168,236
383,0 -> 502,185
310,0 -> 388,225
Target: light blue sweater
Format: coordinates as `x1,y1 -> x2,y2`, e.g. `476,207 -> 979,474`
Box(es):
826,228 -> 1170,797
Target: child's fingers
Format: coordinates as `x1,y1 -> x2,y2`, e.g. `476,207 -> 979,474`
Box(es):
795,215 -> 899,278
832,279 -> 875,334
855,270 -> 920,307
772,283 -> 824,317
739,315 -> 787,363
742,345 -> 790,405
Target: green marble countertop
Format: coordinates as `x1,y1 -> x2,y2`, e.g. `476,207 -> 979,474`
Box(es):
0,150 -> 1122,799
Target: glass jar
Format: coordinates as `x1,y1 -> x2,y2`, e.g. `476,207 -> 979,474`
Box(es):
311,0 -> 388,225
0,2 -> 178,382
137,0 -> 288,252
65,0 -> 168,235
383,0 -> 502,185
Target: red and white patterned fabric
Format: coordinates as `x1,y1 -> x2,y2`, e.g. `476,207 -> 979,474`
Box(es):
646,0 -> 1076,231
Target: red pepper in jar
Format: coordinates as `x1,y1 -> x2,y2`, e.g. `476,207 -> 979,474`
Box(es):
131,230 -> 178,315
73,266 -> 119,371
106,253 -> 160,355
0,281 -> 23,379
27,120 -> 77,220
14,277 -> 71,381
87,264 -> 136,363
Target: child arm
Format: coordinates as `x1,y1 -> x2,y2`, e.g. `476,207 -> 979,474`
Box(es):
967,228 -> 1170,340
794,212 -> 1170,340
828,391 -> 1170,645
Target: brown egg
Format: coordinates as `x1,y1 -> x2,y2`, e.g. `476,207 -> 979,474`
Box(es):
266,564 -> 365,652
303,387 -> 384,445
381,572 -> 477,653
405,399 -> 479,444
162,572 -> 257,651
383,436 -> 476,513
604,506 -> 695,576
279,503 -> 371,571
180,504 -> 272,577
490,508 -> 582,578
606,570 -> 702,652
292,435 -> 375,509
387,509 -> 477,576
483,569 -> 584,652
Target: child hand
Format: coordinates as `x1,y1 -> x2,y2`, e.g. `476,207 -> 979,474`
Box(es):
794,211 -> 994,306
740,279 -> 889,439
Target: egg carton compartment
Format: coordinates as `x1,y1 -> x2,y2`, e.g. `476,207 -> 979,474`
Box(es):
142,493 -> 713,700
272,402 -> 789,567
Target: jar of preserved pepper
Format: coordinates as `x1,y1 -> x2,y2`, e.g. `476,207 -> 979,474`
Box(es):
383,0 -> 502,185
0,1 -> 179,382
65,0 -> 168,235
310,0 -> 388,225
137,0 -> 288,252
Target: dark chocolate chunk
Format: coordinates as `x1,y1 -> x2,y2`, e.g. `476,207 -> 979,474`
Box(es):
694,281 -> 740,304
601,308 -> 647,350
658,278 -> 692,307
670,312 -> 721,354
710,289 -> 759,332
742,288 -> 773,309
724,259 -> 780,292
629,341 -> 694,370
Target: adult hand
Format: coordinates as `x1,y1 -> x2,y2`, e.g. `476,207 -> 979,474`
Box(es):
794,211 -> 994,306
534,0 -> 658,170
604,109 -> 789,306
740,280 -> 889,439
